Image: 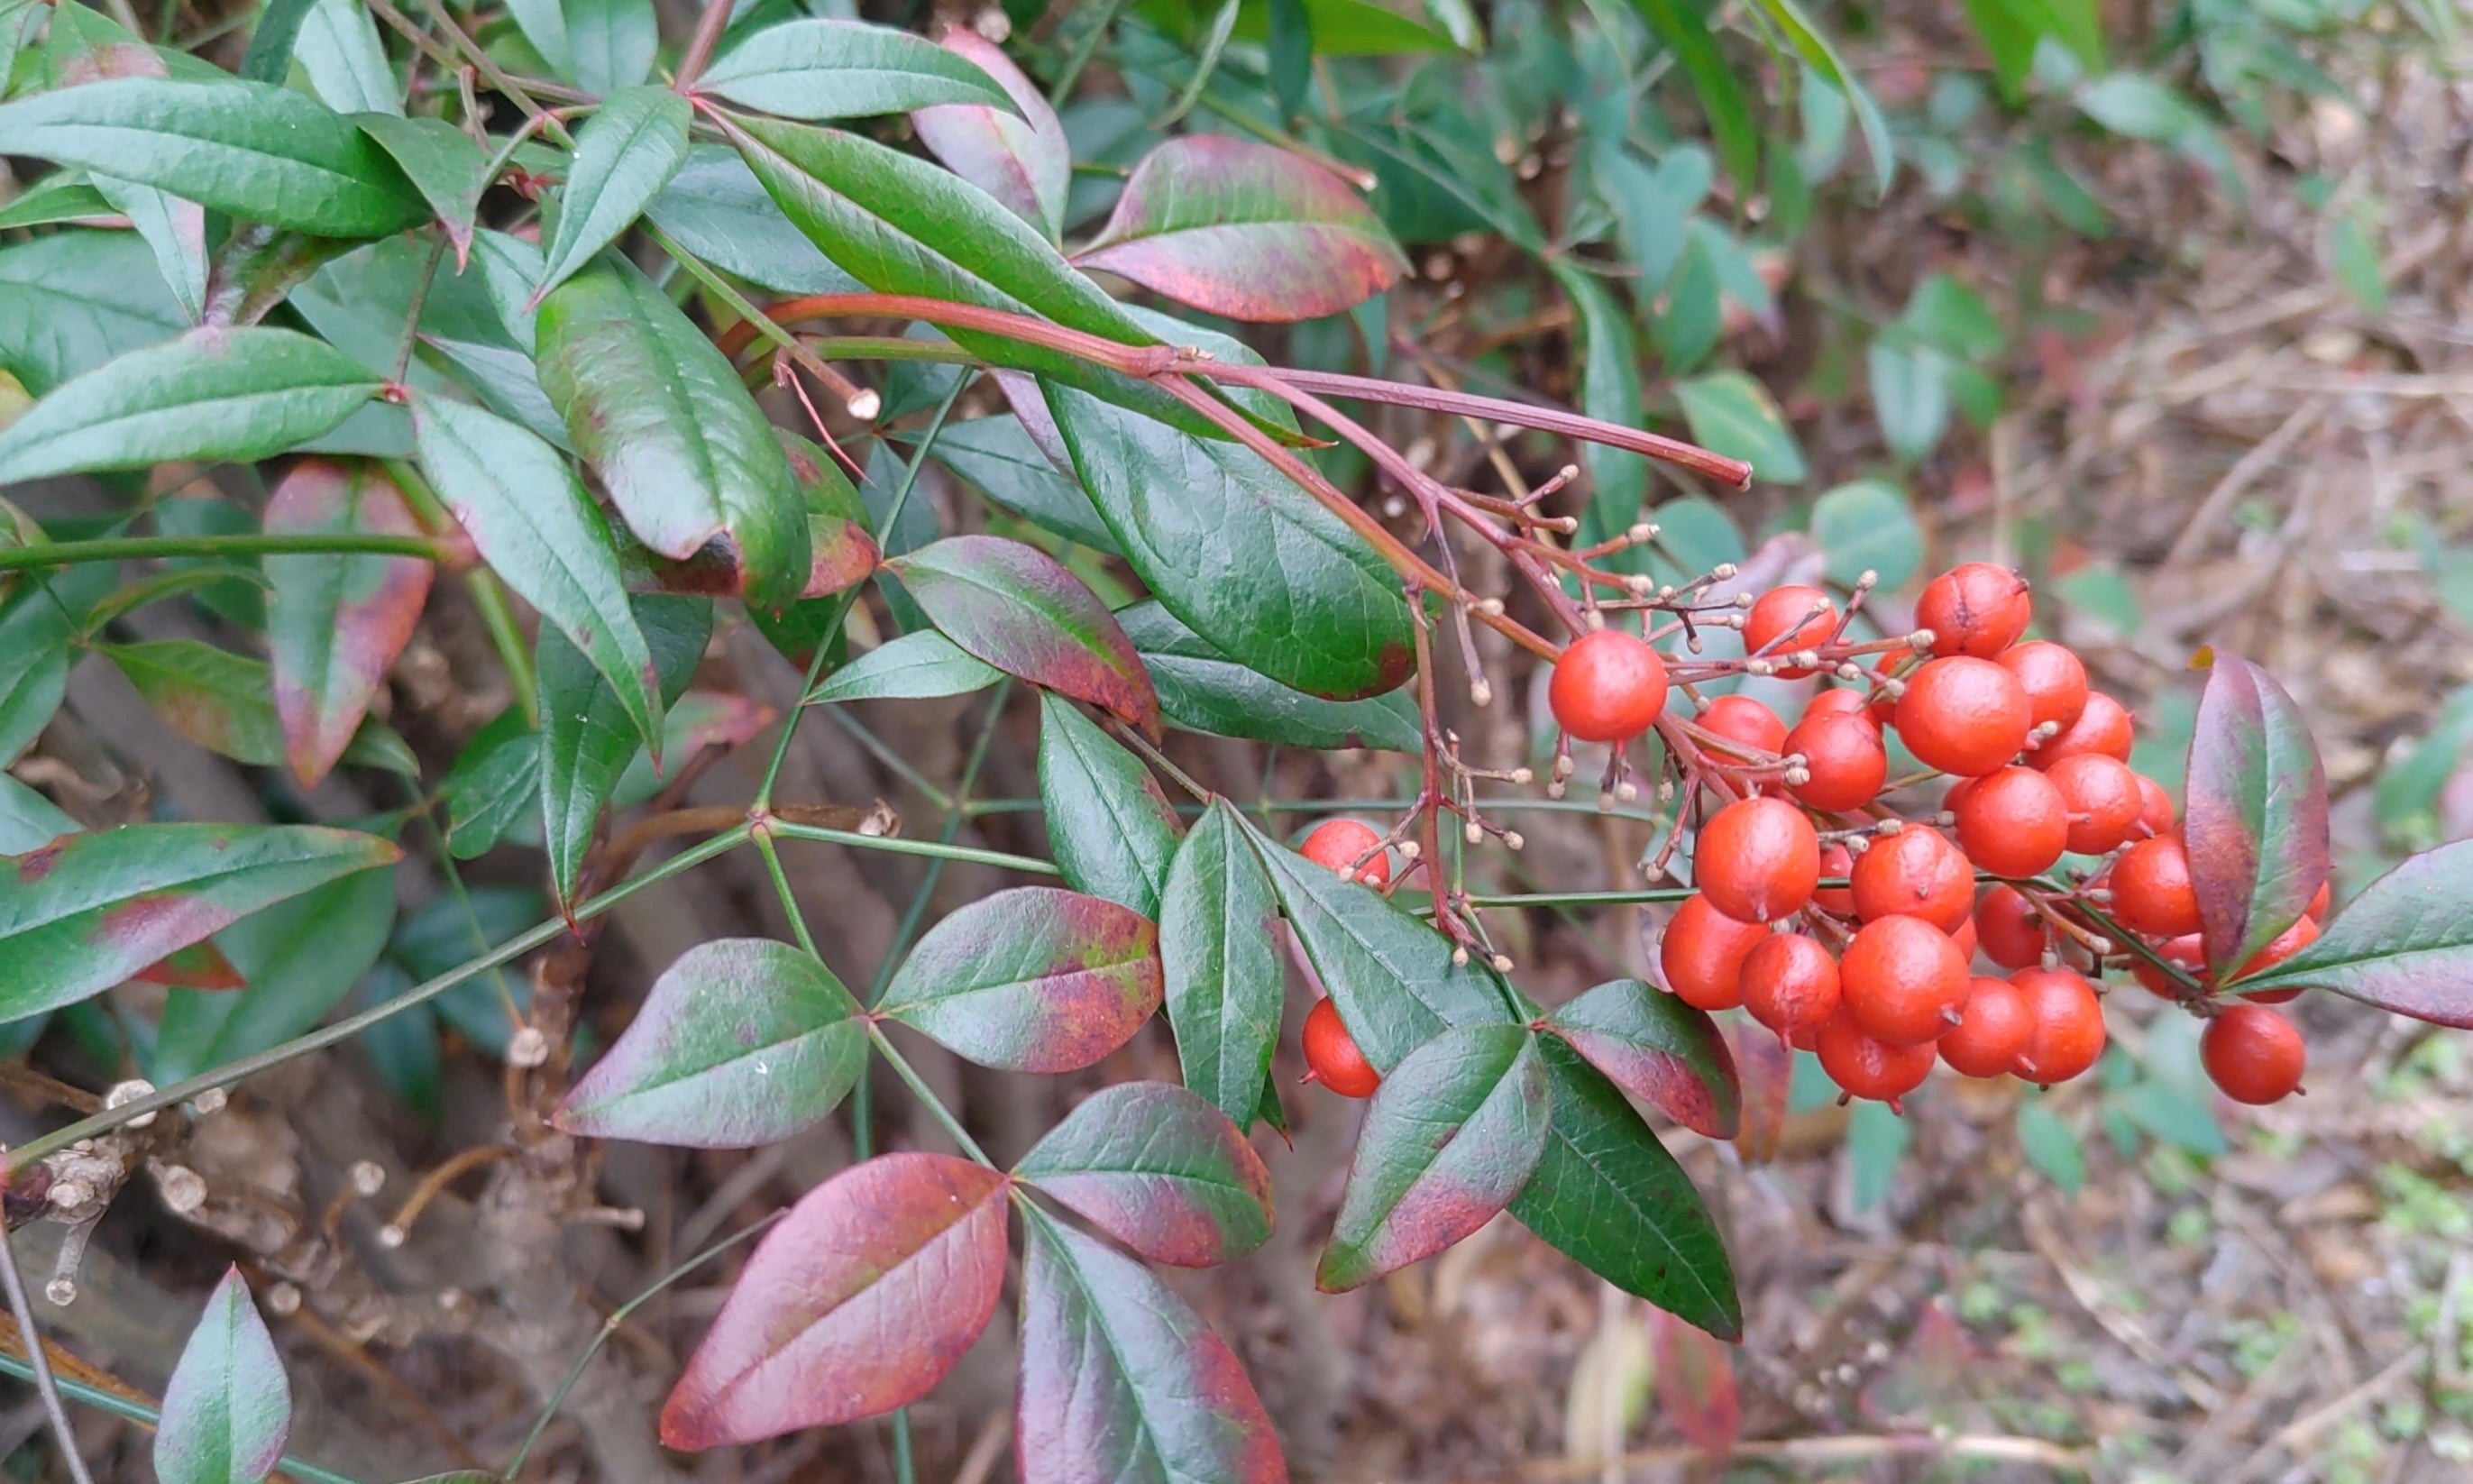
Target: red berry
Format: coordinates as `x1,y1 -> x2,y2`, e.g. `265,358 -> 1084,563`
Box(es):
1744,585 -> 1838,678
1816,839 -> 1856,917
1698,694 -> 1788,756
2045,753 -> 2145,857
1304,998 -> 1380,1098
2129,932 -> 2208,998
1817,1013 -> 1937,1105
1939,977 -> 2037,1079
1975,885 -> 2051,970
2029,691 -> 2133,770
2013,967 -> 2106,1085
1695,797 -> 1820,924
2237,914 -> 2319,997
1896,656 -> 2033,777
1300,819 -> 1390,884
1784,709 -> 1889,814
1741,932 -> 1841,1040
2109,832 -> 2201,938
1997,640 -> 2089,732
1951,765 -> 2069,879
1948,912 -> 1979,964
1550,627 -> 1670,742
2201,1003 -> 2305,1105
1916,563 -> 2031,658
2133,774 -> 2175,840
1849,827 -> 1974,931
1805,688 -> 1875,721
1840,915 -> 1971,1046
1660,893 -> 1769,1011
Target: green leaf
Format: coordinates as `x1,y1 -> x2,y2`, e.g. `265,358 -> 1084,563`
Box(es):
1319,1023 -> 1551,1291
1628,0 -> 1757,191
1507,1037 -> 1741,1339
156,1268 -> 290,1484
1047,384 -> 1414,701
152,864 -> 395,1085
1674,370 -> 1805,483
2222,843 -> 2473,1024
2076,73 -> 2202,141
1745,0 -> 1893,197
0,175 -> 117,229
2111,1079 -> 2225,1158
103,639 -> 417,775
644,144 -> 865,297
1554,263 -> 1649,542
1653,234 -> 1722,376
1116,600 -> 1421,752
1232,0 -> 1458,54
1038,692 -> 1181,919
537,594 -> 710,905
697,19 -> 1012,119
534,86 -> 691,304
0,576 -> 74,765
1868,342 -> 1948,465
237,0 -> 318,82
0,76 -> 426,236
411,393 -> 663,755
564,0 -> 656,96
91,173 -> 206,325
556,937 -> 866,1147
919,414 -> 1119,554
1542,978 -> 1739,1140
1898,273 -> 2005,360
536,261 -> 809,608
292,0 -> 398,115
1014,1081 -> 1273,1266
1160,802 -> 1286,1128
878,886 -> 1163,1073
1598,145 -> 1710,289
2016,1099 -> 2084,1193
353,114 -> 488,264
910,28 -> 1070,243
441,706 -> 541,857
887,534 -> 1159,737
0,776 -> 78,855
0,326 -> 379,483
2334,211 -> 2387,315
2185,655 -> 2330,978
807,630 -> 1002,703
263,458 -> 433,788
0,822 -> 401,1021
0,229 -> 187,395
1809,478 -> 1922,590
1846,1097 -> 1909,1212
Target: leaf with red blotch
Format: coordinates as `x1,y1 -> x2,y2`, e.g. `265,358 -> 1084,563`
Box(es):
2184,654 -> 2330,978
887,535 -> 1159,737
779,429 -> 878,598
1729,1022 -> 1793,1166
660,1152 -> 1009,1450
911,29 -> 1069,243
104,638 -> 418,777
264,458 -> 434,789
1,823 -> 401,1021
2227,838 -> 2473,1025
1316,1024 -> 1550,1292
1652,1307 -> 1740,1461
1016,1213 -> 1287,1484
1012,1082 -> 1270,1267
134,939 -> 245,991
1073,135 -> 1407,322
877,886 -> 1161,1073
1543,979 -> 1739,1140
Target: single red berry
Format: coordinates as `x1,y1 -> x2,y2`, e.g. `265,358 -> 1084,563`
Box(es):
1784,709 -> 1889,814
2236,914 -> 2319,999
1660,893 -> 1770,1011
1916,563 -> 2032,658
1949,912 -> 1979,964
1549,627 -> 1670,742
1805,688 -> 1875,722
1817,1013 -> 1937,1105
1939,977 -> 2037,1078
1997,640 -> 2089,732
2200,1003 -> 2306,1105
1896,656 -> 2033,777
2012,966 -> 2106,1085
1300,818 -> 1390,884
2129,932 -> 2209,999
1849,827 -> 1974,931
1816,839 -> 1856,917
2045,753 -> 2145,856
1304,998 -> 1380,1098
2029,691 -> 2134,770
2109,831 -> 2201,938
1741,932 -> 1841,1040
1840,914 -> 1971,1046
1975,885 -> 2051,971
1695,797 -> 1820,924
1698,694 -> 1788,757
1744,585 -> 1838,678
2133,774 -> 2175,840
1952,766 -> 2069,879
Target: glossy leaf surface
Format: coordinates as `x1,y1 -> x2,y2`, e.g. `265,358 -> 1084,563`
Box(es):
263,458 -> 432,788
808,630 -> 1002,704
104,639 -> 417,776
1160,803 -> 1286,1127
534,86 -> 691,304
920,413 -> 1117,554
0,229 -> 188,395
2228,838 -> 2473,1025
353,114 -> 488,263
644,144 -> 864,296
1116,600 -> 1421,751
156,1267 -> 290,1484
697,20 -> 1011,119
1037,692 -> 1180,919
1543,979 -> 1740,1140
879,886 -> 1162,1073
2185,653 -> 2330,977
888,535 -> 1159,736
153,863 -> 394,1084
910,28 -> 1069,241
1014,1081 -> 1272,1266
536,594 -> 710,904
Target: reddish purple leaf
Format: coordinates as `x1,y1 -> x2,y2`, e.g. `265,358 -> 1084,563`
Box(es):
887,535 -> 1159,738
877,886 -> 1162,1073
2185,654 -> 2330,977
779,431 -> 879,599
264,459 -> 434,788
1543,979 -> 1740,1140
134,939 -> 246,991
1012,1082 -> 1272,1267
911,30 -> 1070,243
1074,136 -> 1408,323
1730,1024 -> 1793,1166
1652,1308 -> 1740,1461
660,1152 -> 1010,1450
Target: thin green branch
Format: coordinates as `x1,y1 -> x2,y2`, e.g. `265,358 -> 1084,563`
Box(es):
463,567 -> 542,728
765,820 -> 1058,877
0,1232 -> 96,1484
866,1026 -> 993,1165
0,534 -> 447,573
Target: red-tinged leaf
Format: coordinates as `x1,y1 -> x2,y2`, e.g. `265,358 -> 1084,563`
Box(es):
1730,1023 -> 1793,1166
1017,1214 -> 1287,1484
1652,1308 -> 1740,1461
1013,1082 -> 1271,1267
1,823 -> 401,1020
134,939 -> 245,992
264,458 -> 433,788
1073,135 -> 1407,322
1543,979 -> 1740,1140
155,1266 -> 290,1484
877,886 -> 1162,1073
1317,1024 -> 1551,1292
887,535 -> 1159,737
103,638 -> 418,778
660,1152 -> 1009,1450
780,429 -> 878,598
2186,654 -> 2330,977
555,939 -> 866,1149
2228,838 -> 2473,1024
910,29 -> 1069,243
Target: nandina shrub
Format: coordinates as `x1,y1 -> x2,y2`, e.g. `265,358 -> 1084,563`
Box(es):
0,0 -> 2462,1479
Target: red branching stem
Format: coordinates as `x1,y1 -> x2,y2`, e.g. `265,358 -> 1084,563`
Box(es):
712,289 -> 1173,378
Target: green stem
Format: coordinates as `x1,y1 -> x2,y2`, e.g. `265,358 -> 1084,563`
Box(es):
866,1026 -> 993,1165
0,1230 -> 95,1484
0,533 -> 446,573
465,567 -> 542,729
1450,888 -> 1699,909
0,1351 -> 364,1484
765,820 -> 1058,877
755,830 -> 820,958
1046,0 -> 1126,104
5,827 -> 752,1174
